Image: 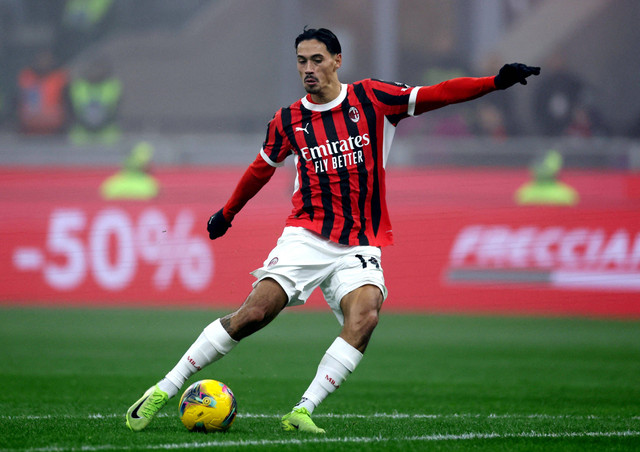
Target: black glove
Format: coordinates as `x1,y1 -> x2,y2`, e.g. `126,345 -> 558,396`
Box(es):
494,63 -> 541,90
207,208 -> 232,240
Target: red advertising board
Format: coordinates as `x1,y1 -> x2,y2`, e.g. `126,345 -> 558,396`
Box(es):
2,166 -> 639,317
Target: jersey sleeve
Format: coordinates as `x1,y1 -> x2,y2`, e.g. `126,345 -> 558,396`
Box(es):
364,79 -> 418,126
222,152 -> 276,221
260,109 -> 293,167
363,76 -> 497,125
412,76 -> 497,115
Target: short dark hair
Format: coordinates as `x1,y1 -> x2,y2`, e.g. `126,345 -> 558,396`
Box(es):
295,27 -> 341,55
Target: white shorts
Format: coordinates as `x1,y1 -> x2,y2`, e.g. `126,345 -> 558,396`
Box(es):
251,227 -> 387,325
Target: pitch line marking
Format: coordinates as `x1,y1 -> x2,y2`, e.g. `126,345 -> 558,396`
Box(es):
12,430 -> 640,452
1,412 -> 638,421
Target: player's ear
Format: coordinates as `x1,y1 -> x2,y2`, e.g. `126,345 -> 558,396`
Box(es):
334,53 -> 342,70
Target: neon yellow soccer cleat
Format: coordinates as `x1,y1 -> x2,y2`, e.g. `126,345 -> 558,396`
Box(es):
281,407 -> 326,433
126,385 -> 169,432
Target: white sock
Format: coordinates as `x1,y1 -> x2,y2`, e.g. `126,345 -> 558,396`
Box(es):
158,319 -> 237,398
295,337 -> 363,414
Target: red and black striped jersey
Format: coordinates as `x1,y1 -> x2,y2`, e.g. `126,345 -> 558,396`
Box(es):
255,77 -> 496,247
260,79 -> 415,247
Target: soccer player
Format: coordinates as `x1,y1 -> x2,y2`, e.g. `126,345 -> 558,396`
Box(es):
126,27 -> 539,433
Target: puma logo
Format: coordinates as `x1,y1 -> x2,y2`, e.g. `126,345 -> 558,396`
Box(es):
295,123 -> 310,134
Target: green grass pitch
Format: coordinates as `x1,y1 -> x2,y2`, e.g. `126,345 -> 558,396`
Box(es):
1,306 -> 639,451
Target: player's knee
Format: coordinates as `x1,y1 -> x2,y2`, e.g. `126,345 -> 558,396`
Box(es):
226,304 -> 272,340
239,303 -> 271,327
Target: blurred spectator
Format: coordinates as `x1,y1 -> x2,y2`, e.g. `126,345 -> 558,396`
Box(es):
55,0 -> 115,63
515,150 -> 579,206
533,53 -> 600,136
15,49 -> 70,135
564,104 -> 610,138
472,102 -> 509,139
475,55 -> 521,136
101,141 -> 159,200
69,56 -> 122,145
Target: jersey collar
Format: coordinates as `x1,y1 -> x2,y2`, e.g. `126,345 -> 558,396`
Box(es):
301,84 -> 347,112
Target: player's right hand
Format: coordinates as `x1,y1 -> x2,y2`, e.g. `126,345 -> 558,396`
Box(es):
207,208 -> 232,240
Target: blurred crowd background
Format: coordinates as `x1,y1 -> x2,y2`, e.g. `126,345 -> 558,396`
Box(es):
0,0 -> 638,169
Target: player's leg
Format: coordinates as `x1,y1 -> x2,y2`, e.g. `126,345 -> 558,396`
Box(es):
282,284 -> 384,433
337,284 -> 384,353
219,278 -> 289,340
126,278 -> 287,432
159,278 -> 287,395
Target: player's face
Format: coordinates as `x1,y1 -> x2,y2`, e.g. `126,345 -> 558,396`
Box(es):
296,39 -> 342,101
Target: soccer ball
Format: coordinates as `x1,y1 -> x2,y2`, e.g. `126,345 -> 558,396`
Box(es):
178,379 -> 237,432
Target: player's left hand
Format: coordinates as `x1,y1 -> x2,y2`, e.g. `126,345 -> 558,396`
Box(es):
494,63 -> 541,89
207,208 -> 232,240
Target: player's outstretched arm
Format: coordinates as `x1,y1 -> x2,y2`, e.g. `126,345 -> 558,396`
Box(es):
414,76 -> 496,115
413,63 -> 539,115
206,154 -> 276,240
494,63 -> 541,89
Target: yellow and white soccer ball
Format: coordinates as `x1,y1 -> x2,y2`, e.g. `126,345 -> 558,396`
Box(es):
178,379 -> 237,432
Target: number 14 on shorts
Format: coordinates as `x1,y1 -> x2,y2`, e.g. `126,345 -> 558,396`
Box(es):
355,254 -> 380,269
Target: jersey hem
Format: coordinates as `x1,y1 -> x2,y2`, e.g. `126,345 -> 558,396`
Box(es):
285,218 -> 393,247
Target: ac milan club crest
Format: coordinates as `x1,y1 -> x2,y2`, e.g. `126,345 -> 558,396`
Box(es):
348,106 -> 360,123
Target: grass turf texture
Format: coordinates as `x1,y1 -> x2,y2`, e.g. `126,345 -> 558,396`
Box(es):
1,307 -> 639,451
